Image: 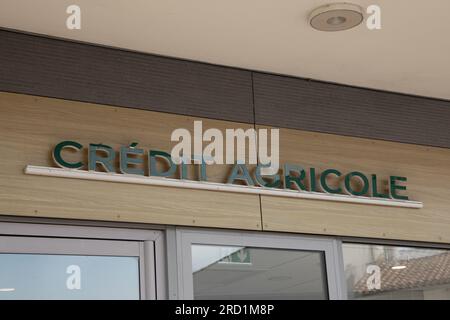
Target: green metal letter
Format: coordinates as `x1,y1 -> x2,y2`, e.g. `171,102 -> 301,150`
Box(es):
320,169 -> 342,194
149,150 -> 177,177
344,171 -> 369,196
309,167 -> 317,192
372,174 -> 389,198
390,176 -> 409,200
255,163 -> 281,188
53,140 -> 84,169
88,143 -> 115,172
120,144 -> 144,175
227,164 -> 254,186
283,164 -> 306,191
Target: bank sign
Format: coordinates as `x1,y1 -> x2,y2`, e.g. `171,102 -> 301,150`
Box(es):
24,140 -> 423,209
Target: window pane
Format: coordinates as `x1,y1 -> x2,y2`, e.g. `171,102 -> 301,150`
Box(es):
192,245 -> 328,299
343,243 -> 450,300
0,254 -> 140,300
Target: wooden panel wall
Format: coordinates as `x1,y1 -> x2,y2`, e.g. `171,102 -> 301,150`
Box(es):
0,92 -> 262,230
260,127 -> 450,244
253,73 -> 450,148
3,29 -> 450,149
0,30 -> 254,123
1,92 -> 450,244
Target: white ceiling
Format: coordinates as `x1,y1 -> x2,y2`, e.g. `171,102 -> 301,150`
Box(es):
1,0 -> 450,100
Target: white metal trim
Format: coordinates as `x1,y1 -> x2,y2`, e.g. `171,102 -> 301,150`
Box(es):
139,242 -> 147,300
165,227 -> 180,300
0,221 -> 161,241
0,236 -> 140,256
152,232 -> 168,300
142,241 -> 156,300
176,228 -> 341,300
25,165 -> 423,208
0,222 -> 165,300
333,239 -> 349,300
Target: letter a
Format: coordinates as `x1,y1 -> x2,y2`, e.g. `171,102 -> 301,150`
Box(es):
66,265 -> 81,290
366,5 -> 381,30
66,5 -> 81,30
366,265 -> 381,290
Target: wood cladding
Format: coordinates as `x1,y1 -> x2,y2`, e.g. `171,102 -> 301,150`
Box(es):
0,92 -> 261,230
1,92 -> 450,244
260,127 -> 450,244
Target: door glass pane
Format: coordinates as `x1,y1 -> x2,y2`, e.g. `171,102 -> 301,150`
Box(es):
192,245 -> 328,299
0,254 -> 140,299
343,243 -> 450,300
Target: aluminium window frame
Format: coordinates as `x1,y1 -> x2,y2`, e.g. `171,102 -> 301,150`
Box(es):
174,229 -> 450,300
175,227 -> 345,300
2,217 -> 450,300
0,221 -> 166,300
336,236 -> 450,300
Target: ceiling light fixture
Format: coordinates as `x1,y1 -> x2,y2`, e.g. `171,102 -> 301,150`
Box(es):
391,265 -> 407,270
309,3 -> 364,32
0,288 -> 15,292
267,276 -> 292,281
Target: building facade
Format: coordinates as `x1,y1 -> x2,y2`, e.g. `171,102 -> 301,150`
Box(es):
1,29 -> 450,300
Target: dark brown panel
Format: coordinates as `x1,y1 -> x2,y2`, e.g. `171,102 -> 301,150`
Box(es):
253,73 -> 450,148
1,29 -> 450,148
0,29 -> 254,123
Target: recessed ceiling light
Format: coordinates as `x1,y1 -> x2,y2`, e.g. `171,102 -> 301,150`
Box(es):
309,3 -> 364,32
0,288 -> 15,292
267,276 -> 292,281
391,265 -> 407,270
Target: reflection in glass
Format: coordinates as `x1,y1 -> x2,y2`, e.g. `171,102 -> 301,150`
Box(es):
343,243 -> 450,300
192,245 -> 328,299
0,254 -> 140,300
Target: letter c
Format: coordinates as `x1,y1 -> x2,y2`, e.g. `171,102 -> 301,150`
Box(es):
53,140 -> 84,169
320,169 -> 342,193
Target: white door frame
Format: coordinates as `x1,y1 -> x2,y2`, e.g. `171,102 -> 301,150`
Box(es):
0,222 -> 166,300
176,228 -> 344,300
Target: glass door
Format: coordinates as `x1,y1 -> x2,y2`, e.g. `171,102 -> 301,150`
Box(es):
177,229 -> 343,299
0,227 -> 159,300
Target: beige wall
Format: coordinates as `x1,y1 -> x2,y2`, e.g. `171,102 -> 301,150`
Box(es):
0,92 -> 261,230
261,127 -> 450,244
1,92 -> 450,244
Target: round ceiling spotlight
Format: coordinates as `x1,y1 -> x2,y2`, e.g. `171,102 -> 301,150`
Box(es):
309,3 -> 364,32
